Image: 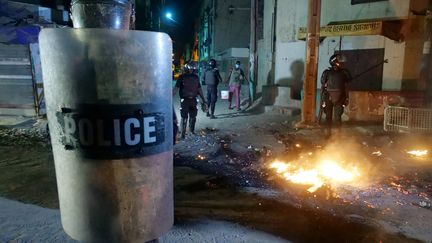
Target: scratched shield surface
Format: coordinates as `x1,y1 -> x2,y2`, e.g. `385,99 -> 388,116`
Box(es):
39,28 -> 173,242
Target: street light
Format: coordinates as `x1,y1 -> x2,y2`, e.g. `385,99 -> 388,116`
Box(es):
165,12 -> 173,20
164,11 -> 180,25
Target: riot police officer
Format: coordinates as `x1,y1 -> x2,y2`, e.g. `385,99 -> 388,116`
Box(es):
203,59 -> 222,119
173,63 -> 207,139
321,54 -> 351,129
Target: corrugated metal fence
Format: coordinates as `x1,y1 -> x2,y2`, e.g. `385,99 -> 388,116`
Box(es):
0,43 -> 36,116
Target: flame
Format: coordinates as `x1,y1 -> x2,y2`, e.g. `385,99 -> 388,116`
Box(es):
269,159 -> 360,193
372,151 -> 382,156
318,160 -> 359,182
283,168 -> 323,193
407,150 -> 428,157
269,161 -> 291,173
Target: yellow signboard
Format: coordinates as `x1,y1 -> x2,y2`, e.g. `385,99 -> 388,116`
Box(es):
298,22 -> 383,39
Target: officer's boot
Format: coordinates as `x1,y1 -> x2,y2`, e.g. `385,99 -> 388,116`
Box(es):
181,118 -> 187,139
324,118 -> 332,138
189,117 -> 196,135
334,121 -> 342,138
206,106 -> 211,117
210,103 -> 216,119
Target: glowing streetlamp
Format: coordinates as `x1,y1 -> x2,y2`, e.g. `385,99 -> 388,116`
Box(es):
165,12 -> 173,21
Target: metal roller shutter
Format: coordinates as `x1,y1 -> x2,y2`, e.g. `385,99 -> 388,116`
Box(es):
0,43 -> 35,116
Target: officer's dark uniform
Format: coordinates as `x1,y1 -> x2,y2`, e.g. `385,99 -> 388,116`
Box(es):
203,60 -> 222,118
175,72 -> 201,137
172,107 -> 178,144
321,66 -> 351,128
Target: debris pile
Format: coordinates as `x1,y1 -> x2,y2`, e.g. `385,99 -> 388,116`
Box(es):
0,120 -> 49,146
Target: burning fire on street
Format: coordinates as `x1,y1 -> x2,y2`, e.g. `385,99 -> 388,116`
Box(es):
268,138 -> 432,197
197,155 -> 206,160
406,149 -> 429,158
269,159 -> 361,193
268,142 -> 367,193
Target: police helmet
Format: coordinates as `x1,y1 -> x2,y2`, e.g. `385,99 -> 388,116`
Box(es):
184,63 -> 192,72
329,54 -> 345,68
184,61 -> 197,72
209,59 -> 216,68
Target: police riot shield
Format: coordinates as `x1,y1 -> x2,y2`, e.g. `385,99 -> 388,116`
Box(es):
39,29 -> 173,242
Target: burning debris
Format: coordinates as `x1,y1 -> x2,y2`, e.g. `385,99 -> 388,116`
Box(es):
372,151 -> 382,157
267,139 -> 380,193
407,150 -> 429,158
269,159 -> 361,193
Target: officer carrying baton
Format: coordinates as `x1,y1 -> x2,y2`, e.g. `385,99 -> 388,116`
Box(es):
318,59 -> 389,124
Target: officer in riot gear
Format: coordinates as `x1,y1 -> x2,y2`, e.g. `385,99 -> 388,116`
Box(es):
173,107 -> 178,144
203,58 -> 222,119
321,54 -> 351,130
173,63 -> 207,139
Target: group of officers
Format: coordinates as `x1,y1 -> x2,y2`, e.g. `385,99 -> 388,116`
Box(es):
172,59 -> 245,140
173,53 -> 351,141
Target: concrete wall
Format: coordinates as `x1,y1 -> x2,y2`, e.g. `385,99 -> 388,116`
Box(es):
274,0 -> 307,89
213,0 -> 251,55
256,0 -> 275,93
197,0 -> 251,79
322,0 -> 410,23
218,48 -> 249,59
346,91 -> 425,121
256,39 -> 265,92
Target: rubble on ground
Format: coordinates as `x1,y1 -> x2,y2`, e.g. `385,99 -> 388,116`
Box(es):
174,125 -> 432,242
0,119 -> 49,147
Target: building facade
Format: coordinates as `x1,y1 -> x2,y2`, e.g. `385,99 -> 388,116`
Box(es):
135,0 -> 165,31
257,0 -> 429,120
197,0 -> 251,80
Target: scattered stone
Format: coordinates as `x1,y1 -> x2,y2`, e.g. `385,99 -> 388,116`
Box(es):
419,201 -> 431,209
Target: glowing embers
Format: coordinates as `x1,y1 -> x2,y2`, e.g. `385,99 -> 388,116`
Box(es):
269,158 -> 361,193
372,151 -> 382,156
407,150 -> 429,158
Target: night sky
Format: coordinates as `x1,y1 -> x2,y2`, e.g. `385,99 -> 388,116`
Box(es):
163,0 -> 201,62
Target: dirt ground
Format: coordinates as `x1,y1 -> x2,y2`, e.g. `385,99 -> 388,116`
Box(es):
174,97 -> 432,242
0,98 -> 431,242
0,143 -> 420,242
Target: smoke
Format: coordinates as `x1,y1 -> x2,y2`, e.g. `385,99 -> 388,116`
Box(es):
322,133 -> 432,188
268,128 -> 432,195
